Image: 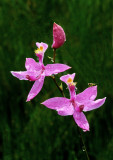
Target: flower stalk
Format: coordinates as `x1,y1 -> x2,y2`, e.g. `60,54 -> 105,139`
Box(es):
51,49 -> 90,160
51,75 -> 65,97
53,48 -> 56,63
78,127 -> 90,160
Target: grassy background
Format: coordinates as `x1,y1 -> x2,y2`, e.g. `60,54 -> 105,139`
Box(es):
0,0 -> 112,159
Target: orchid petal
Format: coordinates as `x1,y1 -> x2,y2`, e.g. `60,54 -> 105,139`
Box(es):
11,71 -> 28,80
60,73 -> 75,84
42,97 -> 70,110
25,58 -> 42,71
57,103 -> 74,116
73,111 -> 89,131
45,64 -> 71,76
76,86 -> 97,103
26,75 -> 45,101
11,70 -> 41,81
83,97 -> 106,112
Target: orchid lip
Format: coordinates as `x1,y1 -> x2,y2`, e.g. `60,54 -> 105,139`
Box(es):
35,46 -> 44,55
67,77 -> 77,87
67,77 -> 73,84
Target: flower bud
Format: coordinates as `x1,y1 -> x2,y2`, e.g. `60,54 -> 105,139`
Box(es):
52,22 -> 66,49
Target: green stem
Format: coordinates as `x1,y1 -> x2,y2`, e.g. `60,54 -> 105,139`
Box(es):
51,76 -> 65,97
52,48 -> 65,97
78,127 -> 90,160
52,47 -> 90,160
53,48 -> 56,63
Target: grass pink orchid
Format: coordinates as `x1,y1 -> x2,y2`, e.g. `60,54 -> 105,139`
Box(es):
42,73 -> 106,131
52,22 -> 66,49
11,42 -> 71,102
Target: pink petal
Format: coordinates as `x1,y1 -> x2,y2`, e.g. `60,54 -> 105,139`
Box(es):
42,97 -> 70,110
73,111 -> 89,132
52,22 -> 66,49
60,73 -> 75,84
11,70 -> 40,81
11,71 -> 34,80
83,97 -> 106,112
45,64 -> 71,76
26,75 -> 45,101
36,42 -> 48,52
57,103 -> 74,116
76,86 -> 97,103
25,58 -> 42,71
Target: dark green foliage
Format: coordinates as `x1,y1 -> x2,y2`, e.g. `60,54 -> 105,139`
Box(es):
0,0 -> 112,159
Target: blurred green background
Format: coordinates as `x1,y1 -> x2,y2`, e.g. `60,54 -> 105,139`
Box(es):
0,0 -> 112,159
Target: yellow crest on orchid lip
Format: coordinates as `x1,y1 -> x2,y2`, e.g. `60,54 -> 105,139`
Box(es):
67,77 -> 73,84
67,77 -> 77,86
35,46 -> 43,54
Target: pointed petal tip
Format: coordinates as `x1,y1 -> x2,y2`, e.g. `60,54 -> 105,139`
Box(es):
66,66 -> 72,70
11,71 -> 14,74
77,123 -> 90,132
53,22 -> 58,27
26,97 -> 30,102
26,94 -> 33,102
10,71 -> 17,77
99,97 -> 106,106
93,85 -> 97,92
94,85 -> 97,89
36,42 -> 39,46
82,125 -> 90,132
103,97 -> 106,102
72,73 -> 75,77
41,102 -> 44,105
83,128 -> 90,132
11,71 -> 15,77
25,57 -> 30,62
68,66 -> 72,69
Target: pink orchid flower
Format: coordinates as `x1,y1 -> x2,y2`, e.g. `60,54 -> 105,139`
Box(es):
11,42 -> 71,102
42,73 -> 106,131
52,22 -> 66,49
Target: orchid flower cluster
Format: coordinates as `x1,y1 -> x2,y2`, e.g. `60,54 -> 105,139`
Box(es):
11,22 -> 106,132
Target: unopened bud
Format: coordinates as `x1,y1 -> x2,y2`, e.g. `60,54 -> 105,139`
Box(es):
52,22 -> 66,49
